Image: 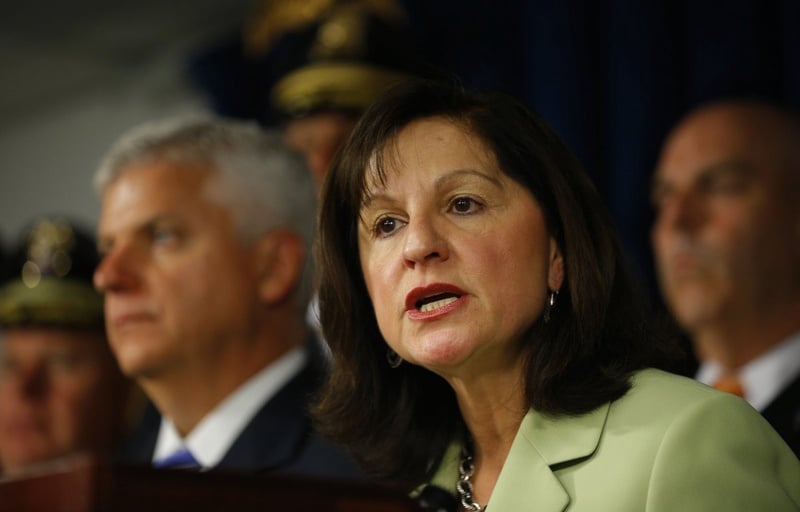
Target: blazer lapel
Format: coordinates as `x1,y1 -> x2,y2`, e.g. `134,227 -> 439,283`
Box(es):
488,403 -> 610,511
218,356 -> 321,471
115,400 -> 161,465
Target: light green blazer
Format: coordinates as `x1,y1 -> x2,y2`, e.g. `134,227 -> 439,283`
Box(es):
420,369 -> 800,511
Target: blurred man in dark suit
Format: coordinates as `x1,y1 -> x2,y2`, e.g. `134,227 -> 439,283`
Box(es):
92,117 -> 361,476
651,99 -> 800,455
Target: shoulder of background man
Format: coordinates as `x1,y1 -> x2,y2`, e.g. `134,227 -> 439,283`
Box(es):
217,340 -> 363,478
761,371 -> 800,457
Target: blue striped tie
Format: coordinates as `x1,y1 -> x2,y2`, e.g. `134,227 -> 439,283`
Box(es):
153,447 -> 201,469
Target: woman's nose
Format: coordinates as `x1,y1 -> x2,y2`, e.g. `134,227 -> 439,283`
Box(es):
402,219 -> 449,269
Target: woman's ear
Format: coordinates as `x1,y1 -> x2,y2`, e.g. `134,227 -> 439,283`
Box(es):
254,230 -> 306,305
548,237 -> 565,291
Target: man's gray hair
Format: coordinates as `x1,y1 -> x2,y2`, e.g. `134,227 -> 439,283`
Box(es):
94,116 -> 317,307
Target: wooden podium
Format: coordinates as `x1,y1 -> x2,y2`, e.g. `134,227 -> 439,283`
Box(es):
0,456 -> 422,512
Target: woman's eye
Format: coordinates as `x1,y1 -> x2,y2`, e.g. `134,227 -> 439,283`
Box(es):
451,196 -> 481,214
373,216 -> 406,237
376,217 -> 398,235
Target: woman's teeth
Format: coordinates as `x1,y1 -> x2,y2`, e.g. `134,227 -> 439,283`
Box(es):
419,296 -> 458,312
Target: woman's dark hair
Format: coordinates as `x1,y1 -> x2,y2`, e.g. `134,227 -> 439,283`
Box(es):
313,79 -> 680,487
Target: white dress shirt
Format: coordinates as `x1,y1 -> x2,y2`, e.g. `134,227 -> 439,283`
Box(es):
696,331 -> 800,411
152,346 -> 307,469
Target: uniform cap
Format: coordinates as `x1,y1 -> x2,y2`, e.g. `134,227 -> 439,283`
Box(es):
0,217 -> 104,329
245,0 -> 424,119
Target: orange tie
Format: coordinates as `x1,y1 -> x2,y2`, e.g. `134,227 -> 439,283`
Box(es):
712,373 -> 745,398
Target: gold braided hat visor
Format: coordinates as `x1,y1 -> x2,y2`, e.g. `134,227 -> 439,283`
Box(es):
0,279 -> 104,329
271,62 -> 412,115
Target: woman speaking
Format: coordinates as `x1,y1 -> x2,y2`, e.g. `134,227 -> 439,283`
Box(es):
312,80 -> 799,511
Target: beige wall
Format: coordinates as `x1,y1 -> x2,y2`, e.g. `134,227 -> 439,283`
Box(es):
0,0 -> 253,242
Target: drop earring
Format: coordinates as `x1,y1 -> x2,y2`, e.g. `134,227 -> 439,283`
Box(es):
544,289 -> 558,323
386,347 -> 403,368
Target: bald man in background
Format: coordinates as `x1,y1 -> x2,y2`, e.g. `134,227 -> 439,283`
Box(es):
651,99 -> 800,456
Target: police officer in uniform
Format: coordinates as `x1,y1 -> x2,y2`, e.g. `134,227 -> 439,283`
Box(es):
0,217 -> 134,476
190,0 -> 431,189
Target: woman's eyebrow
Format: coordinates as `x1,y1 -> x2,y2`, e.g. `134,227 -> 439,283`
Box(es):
433,168 -> 503,190
361,168 -> 503,210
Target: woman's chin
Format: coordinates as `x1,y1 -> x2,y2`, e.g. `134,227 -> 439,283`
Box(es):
407,337 -> 474,372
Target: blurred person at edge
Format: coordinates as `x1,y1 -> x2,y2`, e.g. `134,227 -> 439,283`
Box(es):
651,99 -> 800,456
313,80 -> 800,511
0,217 -> 133,477
92,117 -> 362,476
192,0 -> 429,190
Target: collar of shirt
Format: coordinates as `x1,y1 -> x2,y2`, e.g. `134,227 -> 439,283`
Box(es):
153,346 -> 308,468
696,331 -> 800,411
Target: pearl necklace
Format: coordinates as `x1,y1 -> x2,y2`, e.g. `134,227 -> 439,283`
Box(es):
456,443 -> 486,511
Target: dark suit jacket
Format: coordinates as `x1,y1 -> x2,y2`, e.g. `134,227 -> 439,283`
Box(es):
762,372 -> 800,457
116,345 -> 363,479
